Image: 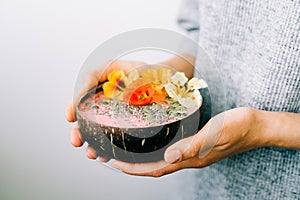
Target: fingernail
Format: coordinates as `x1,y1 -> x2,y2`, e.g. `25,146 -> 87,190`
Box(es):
165,149 -> 182,163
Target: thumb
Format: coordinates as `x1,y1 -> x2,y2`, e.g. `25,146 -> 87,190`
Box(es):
164,116 -> 224,164
164,134 -> 201,164
65,100 -> 75,122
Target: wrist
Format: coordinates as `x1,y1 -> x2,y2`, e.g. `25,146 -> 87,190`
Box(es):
251,109 -> 274,148
243,108 -> 269,149
252,109 -> 300,150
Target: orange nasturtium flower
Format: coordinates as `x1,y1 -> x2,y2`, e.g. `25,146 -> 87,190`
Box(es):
103,69 -> 126,98
129,84 -> 168,106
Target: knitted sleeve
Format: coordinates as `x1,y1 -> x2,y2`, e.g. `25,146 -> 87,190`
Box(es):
177,0 -> 200,41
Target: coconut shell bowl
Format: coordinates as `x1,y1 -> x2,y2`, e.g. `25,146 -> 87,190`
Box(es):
76,68 -> 210,163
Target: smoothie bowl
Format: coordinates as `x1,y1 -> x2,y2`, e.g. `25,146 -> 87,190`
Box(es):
76,67 -> 208,163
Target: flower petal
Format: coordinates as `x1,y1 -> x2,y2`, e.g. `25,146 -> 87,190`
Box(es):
157,68 -> 172,84
164,83 -> 178,99
171,72 -> 188,86
177,95 -> 195,108
103,82 -> 116,98
177,90 -> 202,108
152,86 -> 168,103
141,69 -> 158,84
192,89 -> 203,106
108,69 -> 125,82
129,84 -> 154,106
198,79 -> 208,88
187,77 -> 202,90
123,69 -> 139,88
122,76 -> 130,87
127,69 -> 139,82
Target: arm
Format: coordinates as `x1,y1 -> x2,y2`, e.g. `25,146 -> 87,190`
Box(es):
258,110 -> 300,150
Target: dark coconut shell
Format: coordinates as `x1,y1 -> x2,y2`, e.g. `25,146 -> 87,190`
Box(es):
76,85 -> 211,163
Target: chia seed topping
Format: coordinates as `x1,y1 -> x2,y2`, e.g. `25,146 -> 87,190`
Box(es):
78,92 -> 198,128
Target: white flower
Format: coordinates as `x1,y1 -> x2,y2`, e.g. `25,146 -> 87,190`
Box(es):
198,79 -> 208,88
171,72 -> 188,86
187,78 -> 208,90
164,83 -> 177,99
192,89 -> 203,107
164,72 -> 207,108
177,90 -> 203,108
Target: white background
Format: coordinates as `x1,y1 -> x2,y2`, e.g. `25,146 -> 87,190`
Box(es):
0,0 -> 192,200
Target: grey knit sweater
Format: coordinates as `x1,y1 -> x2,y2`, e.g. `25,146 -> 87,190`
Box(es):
178,0 -> 300,199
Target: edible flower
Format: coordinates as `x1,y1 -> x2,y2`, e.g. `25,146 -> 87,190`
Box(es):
103,69 -> 126,98
164,72 -> 208,108
103,69 -> 139,99
140,68 -> 172,84
129,84 -> 168,106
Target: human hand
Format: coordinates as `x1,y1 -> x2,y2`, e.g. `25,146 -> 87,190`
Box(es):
65,60 -> 146,160
111,107 -> 266,177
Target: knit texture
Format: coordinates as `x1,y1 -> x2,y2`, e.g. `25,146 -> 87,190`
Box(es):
177,0 -> 300,199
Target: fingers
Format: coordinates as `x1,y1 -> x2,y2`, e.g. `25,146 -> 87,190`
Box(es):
65,101 -> 75,122
110,131 -> 201,177
108,110 -> 227,177
70,126 -> 83,147
164,113 -> 226,165
111,160 -> 169,176
98,156 -> 110,162
164,137 -> 192,163
164,134 -> 202,164
86,146 -> 112,162
111,157 -> 201,177
86,145 -> 98,159
164,119 -> 215,164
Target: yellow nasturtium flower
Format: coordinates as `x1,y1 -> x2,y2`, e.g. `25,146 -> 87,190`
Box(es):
103,69 -> 139,99
103,69 -> 125,98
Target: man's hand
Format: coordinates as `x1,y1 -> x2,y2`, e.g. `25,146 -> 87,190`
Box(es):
110,107 -> 262,176
111,107 -> 300,177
